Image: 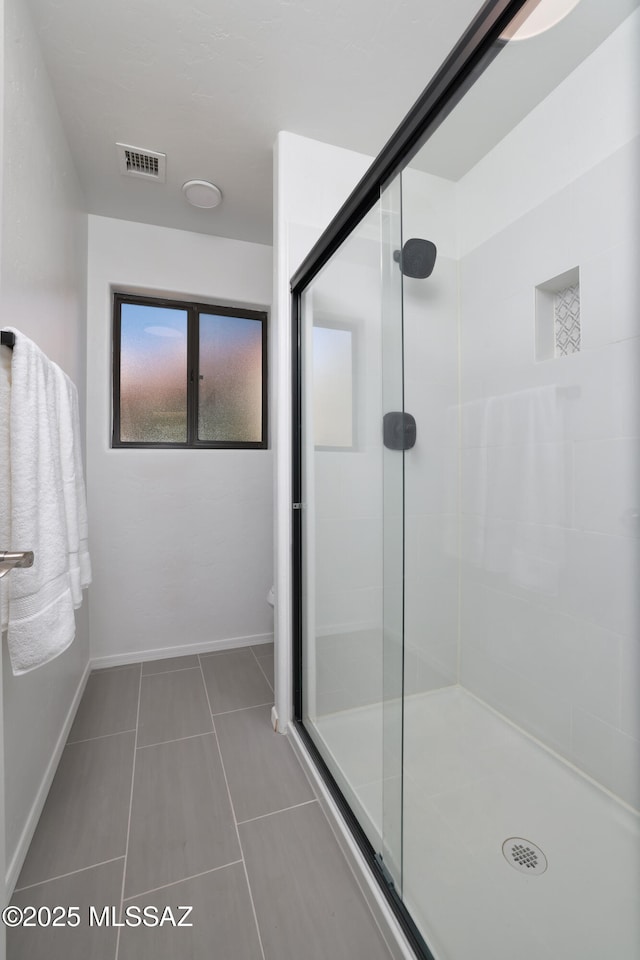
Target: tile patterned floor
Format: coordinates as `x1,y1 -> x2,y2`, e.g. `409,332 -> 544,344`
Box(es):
8,645 -> 392,960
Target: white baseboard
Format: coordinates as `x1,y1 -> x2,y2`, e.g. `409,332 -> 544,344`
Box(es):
287,723 -> 417,960
91,632 -> 274,671
5,659 -> 92,896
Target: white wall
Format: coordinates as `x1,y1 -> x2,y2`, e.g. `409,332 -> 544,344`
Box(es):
457,11 -> 640,807
0,0 -> 89,895
272,132 -> 372,728
87,215 -> 273,664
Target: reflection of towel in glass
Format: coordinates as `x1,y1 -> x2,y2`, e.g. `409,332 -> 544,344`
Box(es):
467,386 -> 565,596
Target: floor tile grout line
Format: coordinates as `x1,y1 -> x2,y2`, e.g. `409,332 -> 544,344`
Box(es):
197,654 -> 267,960
141,665 -> 201,678
136,730 -> 215,751
248,646 -> 260,664
122,859 -> 244,902
66,729 -> 137,747
212,721 -> 268,960
115,661 -> 143,960
237,799 -> 317,826
249,645 -> 274,693
199,644 -> 273,662
199,648 -> 255,662
211,701 -> 274,718
13,856 -> 126,894
248,644 -> 263,676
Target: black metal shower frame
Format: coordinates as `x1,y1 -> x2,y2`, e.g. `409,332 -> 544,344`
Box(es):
291,1 -> 534,957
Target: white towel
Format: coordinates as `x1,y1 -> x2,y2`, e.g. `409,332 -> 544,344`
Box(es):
4,329 -> 76,674
506,386 -> 564,594
460,385 -> 565,596
0,345 -> 12,631
53,362 -> 91,606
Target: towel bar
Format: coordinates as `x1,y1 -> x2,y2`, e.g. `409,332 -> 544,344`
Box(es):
0,551 -> 34,579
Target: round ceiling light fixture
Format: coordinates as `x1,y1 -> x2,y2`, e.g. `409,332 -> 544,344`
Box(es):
182,179 -> 223,209
501,0 -> 582,41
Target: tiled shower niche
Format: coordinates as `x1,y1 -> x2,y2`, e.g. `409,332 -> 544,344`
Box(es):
535,266 -> 581,361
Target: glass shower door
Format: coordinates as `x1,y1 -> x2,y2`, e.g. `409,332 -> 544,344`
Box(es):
298,187 -> 406,890
295,1 -> 639,956
378,173 -> 405,889
395,4 -> 640,957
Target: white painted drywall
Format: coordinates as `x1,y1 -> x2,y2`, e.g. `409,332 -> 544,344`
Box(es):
86,216 -> 273,664
0,0 -> 90,895
457,11 -> 640,806
272,132 -> 372,728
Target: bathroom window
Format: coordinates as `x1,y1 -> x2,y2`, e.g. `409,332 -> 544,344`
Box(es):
112,293 -> 267,448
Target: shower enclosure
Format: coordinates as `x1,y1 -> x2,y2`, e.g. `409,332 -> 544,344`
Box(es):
291,0 -> 639,957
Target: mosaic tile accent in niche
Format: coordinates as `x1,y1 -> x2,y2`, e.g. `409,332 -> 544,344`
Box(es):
554,282 -> 580,356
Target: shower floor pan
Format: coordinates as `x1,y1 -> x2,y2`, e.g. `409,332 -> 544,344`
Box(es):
314,686 -> 639,960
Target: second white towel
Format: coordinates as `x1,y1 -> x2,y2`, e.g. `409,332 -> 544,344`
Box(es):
53,362 -> 92,607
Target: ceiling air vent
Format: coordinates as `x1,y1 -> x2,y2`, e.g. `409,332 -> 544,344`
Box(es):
116,143 -> 166,182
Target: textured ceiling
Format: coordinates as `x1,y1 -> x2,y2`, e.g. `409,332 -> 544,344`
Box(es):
26,0 -> 636,245
26,0 -> 485,245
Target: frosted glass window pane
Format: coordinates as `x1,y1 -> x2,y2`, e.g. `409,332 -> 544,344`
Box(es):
120,303 -> 188,442
198,314 -> 263,442
313,326 -> 353,448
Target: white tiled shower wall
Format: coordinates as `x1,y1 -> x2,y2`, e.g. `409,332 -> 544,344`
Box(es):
456,11 -> 640,808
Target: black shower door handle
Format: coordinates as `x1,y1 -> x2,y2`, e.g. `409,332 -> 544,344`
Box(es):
383,412 -> 416,451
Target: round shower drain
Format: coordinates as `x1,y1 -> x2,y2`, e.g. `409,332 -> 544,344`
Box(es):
502,838 -> 547,876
